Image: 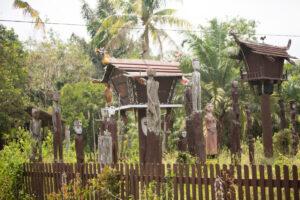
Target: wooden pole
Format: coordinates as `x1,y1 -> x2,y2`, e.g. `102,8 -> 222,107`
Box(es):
290,100 -> 299,155
261,94 -> 273,157
137,108 -> 162,164
279,99 -> 287,130
245,106 -> 255,164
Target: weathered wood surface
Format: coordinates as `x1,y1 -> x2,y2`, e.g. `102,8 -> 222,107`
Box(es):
23,163 -> 300,200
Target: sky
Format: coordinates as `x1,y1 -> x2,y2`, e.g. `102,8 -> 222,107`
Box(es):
1,0 -> 300,57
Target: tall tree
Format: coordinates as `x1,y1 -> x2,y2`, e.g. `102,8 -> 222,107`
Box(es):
183,18 -> 257,146
82,0 -> 189,58
0,25 -> 28,147
26,32 -> 95,108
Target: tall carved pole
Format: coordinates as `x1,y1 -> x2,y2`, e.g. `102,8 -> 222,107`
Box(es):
186,59 -> 206,163
74,120 -> 84,164
245,105 -> 255,164
230,81 -> 241,163
145,68 -> 162,163
29,108 -> 43,162
261,94 -> 273,157
52,92 -> 63,162
279,99 -> 287,130
290,100 -> 299,155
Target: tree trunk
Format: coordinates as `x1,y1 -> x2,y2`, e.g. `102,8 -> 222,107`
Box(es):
278,99 -> 287,130
261,94 -> 273,157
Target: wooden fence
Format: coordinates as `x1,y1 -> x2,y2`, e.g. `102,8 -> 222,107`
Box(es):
23,163 -> 300,200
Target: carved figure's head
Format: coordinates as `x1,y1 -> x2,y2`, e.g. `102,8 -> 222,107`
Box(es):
52,91 -> 60,102
232,80 -> 238,88
73,120 -> 83,135
205,103 -> 214,113
32,108 -> 39,119
147,68 -> 156,77
192,58 -> 200,71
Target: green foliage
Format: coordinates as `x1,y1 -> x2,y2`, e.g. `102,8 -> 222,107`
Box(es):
182,18 -> 257,146
0,25 -> 29,136
48,166 -> 120,200
60,81 -> 105,127
82,0 -> 189,58
26,32 -> 95,108
176,152 -> 195,164
60,81 -> 105,152
89,166 -> 121,199
273,129 -> 292,155
0,128 -> 32,200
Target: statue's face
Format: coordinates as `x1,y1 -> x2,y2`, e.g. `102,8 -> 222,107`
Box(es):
182,131 -> 187,138
192,59 -> 200,71
32,109 -> 39,119
141,117 -> 147,136
73,120 -> 82,134
53,92 -> 60,102
206,103 -> 214,112
232,81 -> 238,88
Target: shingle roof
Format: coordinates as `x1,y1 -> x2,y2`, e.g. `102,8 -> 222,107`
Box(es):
237,39 -> 296,59
101,58 -> 182,82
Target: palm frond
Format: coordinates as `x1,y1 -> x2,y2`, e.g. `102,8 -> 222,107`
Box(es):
13,0 -> 44,29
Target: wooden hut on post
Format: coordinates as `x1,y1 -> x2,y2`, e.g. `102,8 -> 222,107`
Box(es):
101,58 -> 182,164
231,33 -> 296,157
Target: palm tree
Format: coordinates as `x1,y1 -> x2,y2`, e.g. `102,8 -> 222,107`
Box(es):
183,18 -> 257,146
91,0 -> 190,58
13,0 -> 44,29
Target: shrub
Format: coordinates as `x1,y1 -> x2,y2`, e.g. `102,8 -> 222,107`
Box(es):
273,129 -> 292,155
0,128 -> 33,200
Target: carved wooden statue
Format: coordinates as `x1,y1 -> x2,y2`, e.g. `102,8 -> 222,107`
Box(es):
290,100 -> 299,155
230,81 -> 241,163
30,108 -> 43,162
74,120 -> 84,163
52,92 -> 63,162
177,131 -> 188,152
245,105 -> 255,164
204,103 -> 218,156
184,84 -> 193,117
104,83 -> 113,106
65,125 -> 70,151
98,130 -> 113,164
191,59 -> 201,112
146,68 -> 161,135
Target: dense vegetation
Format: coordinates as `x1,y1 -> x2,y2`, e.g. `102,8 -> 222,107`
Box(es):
0,0 -> 299,199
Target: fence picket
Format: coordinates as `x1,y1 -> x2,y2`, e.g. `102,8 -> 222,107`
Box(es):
283,165 -> 290,199
275,165 -> 282,200
292,165 -> 299,200
22,162 -> 299,200
267,165 -> 274,200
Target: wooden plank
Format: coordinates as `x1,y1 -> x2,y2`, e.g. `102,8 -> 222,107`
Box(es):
173,164 -> 178,200
167,164 -> 172,200
125,164 -> 129,200
140,164 -> 144,197
209,164 -> 215,200
292,165 -> 299,200
237,165 -> 243,200
267,165 -> 274,200
275,165 -> 282,200
156,163 -> 161,196
135,164 -> 139,200
129,164 -> 135,198
197,164 -> 203,200
203,164 -> 209,200
120,163 -> 125,200
185,164 -> 190,200
283,165 -> 290,200
244,165 -> 251,200
259,165 -> 266,200
252,165 -> 258,200
179,164 -> 184,200
191,164 -> 196,200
